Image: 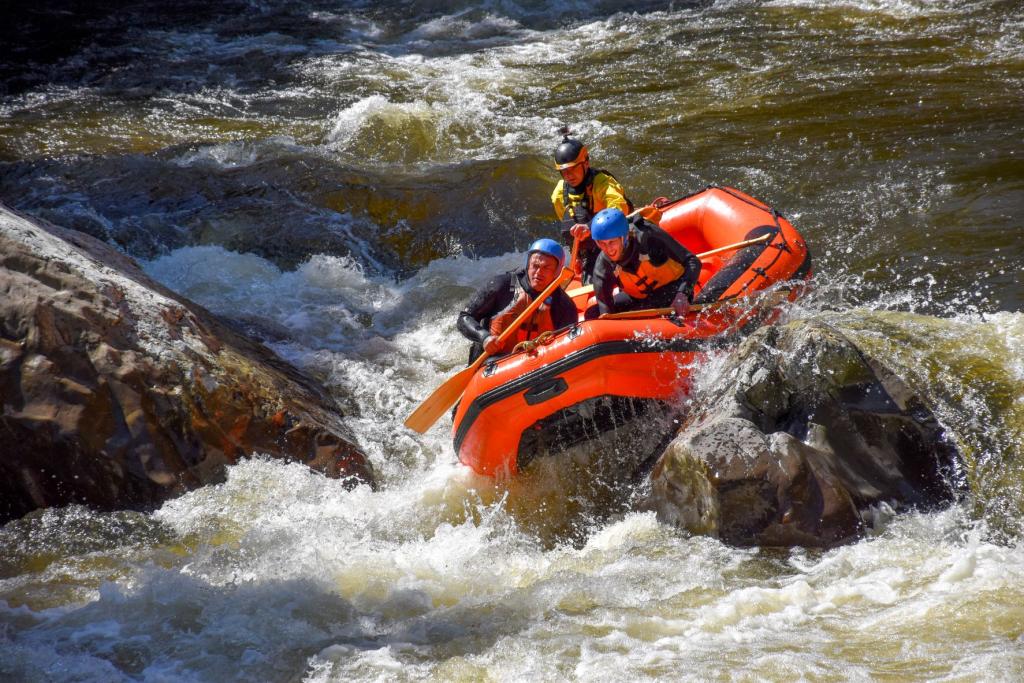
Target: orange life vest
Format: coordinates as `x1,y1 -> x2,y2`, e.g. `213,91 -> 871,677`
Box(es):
613,237 -> 687,300
493,277 -> 555,354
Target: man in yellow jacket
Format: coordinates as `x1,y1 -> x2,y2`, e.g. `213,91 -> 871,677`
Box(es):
550,130 -> 632,282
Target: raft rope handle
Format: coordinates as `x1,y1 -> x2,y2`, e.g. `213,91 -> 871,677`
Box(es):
732,227 -> 783,300
727,199 -> 796,300
716,185 -> 775,216
511,330 -> 558,355
721,190 -> 796,263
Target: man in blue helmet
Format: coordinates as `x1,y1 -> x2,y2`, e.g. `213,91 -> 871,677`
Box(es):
457,238 -> 579,363
586,208 -> 701,319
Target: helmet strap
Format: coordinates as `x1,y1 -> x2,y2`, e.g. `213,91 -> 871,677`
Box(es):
622,231 -> 636,258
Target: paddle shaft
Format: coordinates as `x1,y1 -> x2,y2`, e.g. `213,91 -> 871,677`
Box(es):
693,233 -> 771,258
565,233 -> 773,299
598,306 -> 678,320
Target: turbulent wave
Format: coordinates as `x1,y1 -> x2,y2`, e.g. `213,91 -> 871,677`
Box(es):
138,244 -> 1024,536
2,0 -> 1023,680
3,459 -> 1023,681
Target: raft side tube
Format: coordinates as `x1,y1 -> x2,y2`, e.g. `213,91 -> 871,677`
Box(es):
453,186 -> 812,478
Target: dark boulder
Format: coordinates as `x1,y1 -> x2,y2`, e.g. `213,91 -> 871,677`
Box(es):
642,320 -> 964,547
0,203 -> 374,524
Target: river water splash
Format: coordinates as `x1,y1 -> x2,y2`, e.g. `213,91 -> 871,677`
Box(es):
2,0 -> 1023,680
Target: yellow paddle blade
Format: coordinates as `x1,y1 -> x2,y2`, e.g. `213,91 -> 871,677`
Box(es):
403,362 -> 480,434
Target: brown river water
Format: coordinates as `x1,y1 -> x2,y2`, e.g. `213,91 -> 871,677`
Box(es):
1,1 -> 1023,680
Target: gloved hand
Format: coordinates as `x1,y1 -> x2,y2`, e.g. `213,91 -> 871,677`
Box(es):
489,291 -> 531,337
671,292 -> 690,318
483,335 -> 504,354
569,223 -> 591,240
571,256 -> 584,278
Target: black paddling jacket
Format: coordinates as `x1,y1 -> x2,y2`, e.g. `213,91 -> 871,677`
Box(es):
457,269 -> 578,345
592,218 -> 702,316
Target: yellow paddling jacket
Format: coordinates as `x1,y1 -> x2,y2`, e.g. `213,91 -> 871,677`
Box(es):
551,170 -> 630,229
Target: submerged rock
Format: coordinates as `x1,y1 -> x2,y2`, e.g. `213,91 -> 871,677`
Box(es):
0,203 -> 374,524
642,320 -> 964,547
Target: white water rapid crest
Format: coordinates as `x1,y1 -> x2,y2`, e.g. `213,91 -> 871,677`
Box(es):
2,0 -> 1023,680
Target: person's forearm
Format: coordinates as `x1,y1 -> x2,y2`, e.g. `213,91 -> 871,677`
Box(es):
594,274 -> 616,315
675,277 -> 696,301
679,252 -> 701,299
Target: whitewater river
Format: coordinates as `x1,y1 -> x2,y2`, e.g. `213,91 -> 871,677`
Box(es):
2,1 -> 1023,680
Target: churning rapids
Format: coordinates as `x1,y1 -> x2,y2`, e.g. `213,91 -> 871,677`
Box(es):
2,0 -> 1023,680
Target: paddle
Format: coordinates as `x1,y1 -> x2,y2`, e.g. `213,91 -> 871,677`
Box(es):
563,233 -> 773,300
598,300 -> 735,320
598,283 -> 793,320
404,237 -> 581,434
599,306 -> 692,320
693,232 -> 771,258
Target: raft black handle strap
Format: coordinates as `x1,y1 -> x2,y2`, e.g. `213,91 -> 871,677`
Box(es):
523,377 -> 569,406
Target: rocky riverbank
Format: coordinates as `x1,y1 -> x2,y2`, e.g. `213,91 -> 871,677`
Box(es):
0,204 -> 374,524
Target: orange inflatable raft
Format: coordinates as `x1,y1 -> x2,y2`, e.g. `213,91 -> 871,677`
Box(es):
453,186 -> 812,477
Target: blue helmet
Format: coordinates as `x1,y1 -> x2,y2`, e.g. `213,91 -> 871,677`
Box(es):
590,208 -> 629,241
526,238 -> 565,270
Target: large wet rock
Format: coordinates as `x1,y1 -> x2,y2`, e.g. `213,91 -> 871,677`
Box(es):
0,203 -> 374,524
643,320 -> 964,547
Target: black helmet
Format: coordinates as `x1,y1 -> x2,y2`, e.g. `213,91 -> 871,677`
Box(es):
553,128 -> 588,170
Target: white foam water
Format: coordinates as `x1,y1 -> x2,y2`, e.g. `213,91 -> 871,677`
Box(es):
2,232 -> 1022,681
4,460 -> 1022,681
8,215 -> 1023,683
3,0 -> 1024,680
